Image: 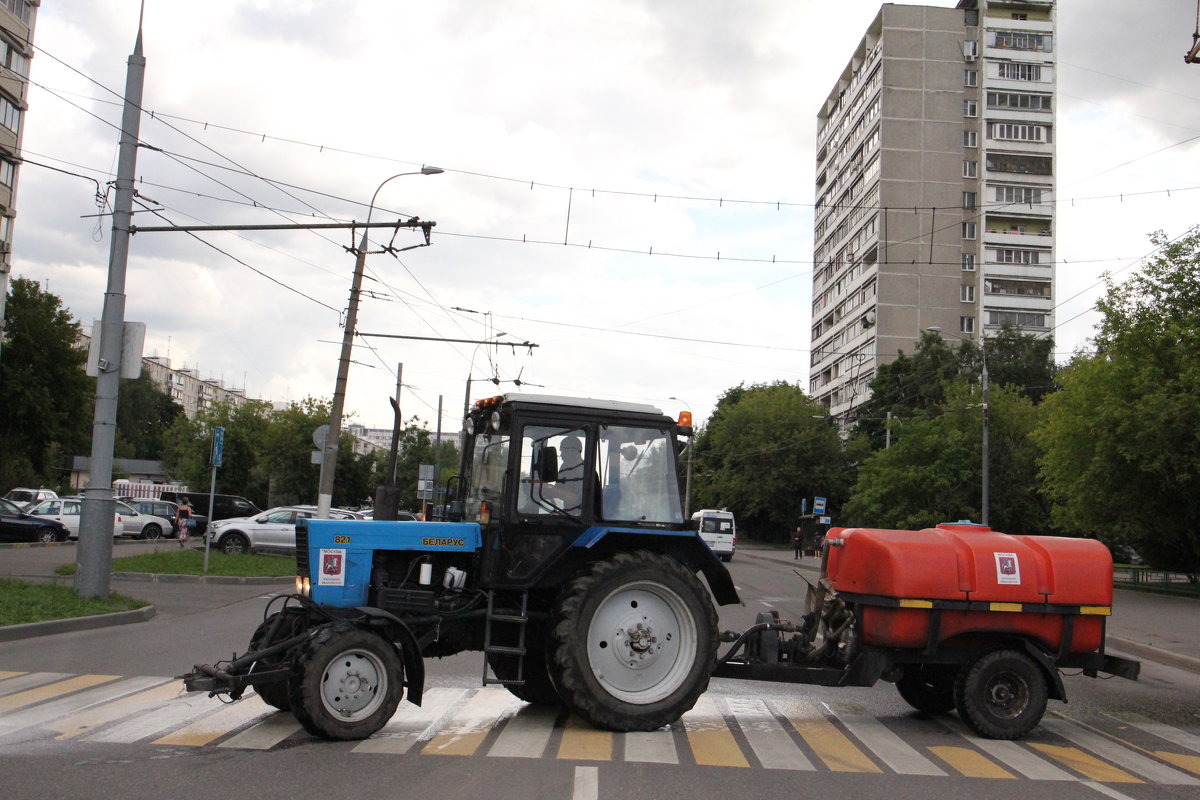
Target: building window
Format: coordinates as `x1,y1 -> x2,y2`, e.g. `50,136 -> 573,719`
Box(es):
960,316 -> 976,333
0,37 -> 29,78
991,248 -> 1042,265
965,9 -> 979,26
964,40 -> 978,60
1012,13 -> 1028,20
984,278 -> 1051,297
965,69 -> 978,87
990,123 -> 1048,142
993,185 -> 1045,204
988,310 -> 1047,328
962,254 -> 976,271
986,153 -> 1051,175
990,31 -> 1052,52
963,160 -> 978,178
962,222 -> 977,239
964,130 -> 978,148
0,158 -> 13,188
964,100 -> 978,118
963,191 -> 977,209
1,1 -> 32,26
961,285 -> 976,302
0,96 -> 20,134
997,62 -> 1043,81
987,91 -> 1051,111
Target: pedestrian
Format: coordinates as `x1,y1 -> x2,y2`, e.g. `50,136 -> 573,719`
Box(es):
176,497 -> 193,548
793,527 -> 803,560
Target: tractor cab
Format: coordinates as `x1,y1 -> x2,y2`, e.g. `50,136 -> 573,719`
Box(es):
457,394 -> 693,587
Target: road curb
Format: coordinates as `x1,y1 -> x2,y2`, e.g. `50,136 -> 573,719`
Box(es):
110,572 -> 294,585
1106,636 -> 1200,676
0,605 -> 156,643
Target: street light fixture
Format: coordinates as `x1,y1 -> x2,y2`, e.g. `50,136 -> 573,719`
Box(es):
316,167 -> 443,518
927,326 -> 989,526
669,396 -> 693,517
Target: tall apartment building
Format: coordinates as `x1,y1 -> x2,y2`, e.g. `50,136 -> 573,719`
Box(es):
0,0 -> 36,355
810,0 -> 1055,426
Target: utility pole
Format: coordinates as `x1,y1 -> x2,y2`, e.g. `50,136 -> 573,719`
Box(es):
75,23 -> 145,598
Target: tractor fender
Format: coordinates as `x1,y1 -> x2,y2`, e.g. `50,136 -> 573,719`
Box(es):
569,526 -> 741,606
348,606 -> 426,707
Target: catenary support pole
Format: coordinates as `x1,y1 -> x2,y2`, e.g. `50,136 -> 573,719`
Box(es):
76,23 -> 145,598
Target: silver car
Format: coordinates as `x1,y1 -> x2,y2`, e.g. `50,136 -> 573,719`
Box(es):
26,497 -> 122,539
207,505 -> 361,555
115,500 -> 173,540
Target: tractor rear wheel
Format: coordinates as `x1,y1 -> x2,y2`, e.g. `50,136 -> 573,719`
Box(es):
289,625 -> 403,740
549,550 -> 717,731
896,664 -> 959,714
954,648 -> 1047,739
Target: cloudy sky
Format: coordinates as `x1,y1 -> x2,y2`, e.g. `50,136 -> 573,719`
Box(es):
13,1 -> 1200,432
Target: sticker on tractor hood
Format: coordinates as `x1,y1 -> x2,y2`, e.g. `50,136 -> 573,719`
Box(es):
319,548 -> 346,586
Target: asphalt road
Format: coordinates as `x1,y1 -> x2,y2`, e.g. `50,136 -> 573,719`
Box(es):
0,540 -> 1198,800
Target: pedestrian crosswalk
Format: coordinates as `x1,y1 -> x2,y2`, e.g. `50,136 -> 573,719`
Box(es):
1,669 -> 1199,786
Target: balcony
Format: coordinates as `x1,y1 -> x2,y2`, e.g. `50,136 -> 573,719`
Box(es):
982,227 -> 1052,248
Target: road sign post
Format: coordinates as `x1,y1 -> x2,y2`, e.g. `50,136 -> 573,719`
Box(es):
203,426 -> 225,574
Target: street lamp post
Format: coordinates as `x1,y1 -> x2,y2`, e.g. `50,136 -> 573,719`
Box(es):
316,167 -> 442,518
927,326 -> 989,526
669,396 -> 693,517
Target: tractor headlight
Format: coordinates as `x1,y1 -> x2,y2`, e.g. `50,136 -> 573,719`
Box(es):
295,575 -> 311,597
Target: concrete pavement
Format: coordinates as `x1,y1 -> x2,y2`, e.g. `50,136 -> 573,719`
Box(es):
2,538 -> 1198,675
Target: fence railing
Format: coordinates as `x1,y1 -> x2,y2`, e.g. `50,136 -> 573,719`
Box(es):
1114,566 -> 1200,597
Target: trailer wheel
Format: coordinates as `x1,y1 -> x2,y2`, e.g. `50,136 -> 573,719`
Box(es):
896,664 -> 959,714
550,550 -> 717,732
289,625 -> 404,740
954,649 -> 1047,739
247,613 -> 294,711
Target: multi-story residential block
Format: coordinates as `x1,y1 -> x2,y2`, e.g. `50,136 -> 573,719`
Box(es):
810,0 -> 1055,427
0,0 -> 36,357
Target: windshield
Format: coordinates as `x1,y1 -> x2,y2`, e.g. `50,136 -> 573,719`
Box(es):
466,430 -> 510,522
598,425 -> 683,524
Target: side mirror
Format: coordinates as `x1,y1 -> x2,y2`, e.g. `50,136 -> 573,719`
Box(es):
687,517 -> 700,532
621,444 -> 638,461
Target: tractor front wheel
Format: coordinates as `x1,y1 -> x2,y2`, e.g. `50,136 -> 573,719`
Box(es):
550,550 -> 717,731
289,625 -> 403,740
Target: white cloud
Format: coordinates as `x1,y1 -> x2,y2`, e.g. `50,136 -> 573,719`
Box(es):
11,0 -> 1200,433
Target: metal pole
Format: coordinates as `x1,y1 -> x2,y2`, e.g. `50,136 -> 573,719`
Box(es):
75,25 -> 145,598
981,346 -> 990,527
315,169 -> 441,519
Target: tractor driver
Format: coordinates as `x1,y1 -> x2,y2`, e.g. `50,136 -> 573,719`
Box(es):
547,435 -> 586,513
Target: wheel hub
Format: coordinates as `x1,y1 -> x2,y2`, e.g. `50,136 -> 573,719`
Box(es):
617,620 -> 663,665
323,655 -> 379,717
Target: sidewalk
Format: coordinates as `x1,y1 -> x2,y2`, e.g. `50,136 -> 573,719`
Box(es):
737,541 -> 1200,675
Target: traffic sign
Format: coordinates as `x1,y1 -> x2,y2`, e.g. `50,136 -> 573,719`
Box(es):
212,426 -> 225,467
813,496 -> 827,514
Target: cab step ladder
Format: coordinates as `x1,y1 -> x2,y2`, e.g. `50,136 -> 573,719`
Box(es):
482,589 -> 530,687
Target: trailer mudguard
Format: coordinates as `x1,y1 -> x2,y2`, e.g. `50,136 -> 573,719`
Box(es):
570,526 -> 741,606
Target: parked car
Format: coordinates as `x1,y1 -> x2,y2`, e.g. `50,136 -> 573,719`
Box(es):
114,500 -> 175,540
207,505 -> 361,555
3,487 -> 59,510
26,497 -> 123,539
159,491 -> 261,522
0,498 -> 69,543
122,498 -> 209,538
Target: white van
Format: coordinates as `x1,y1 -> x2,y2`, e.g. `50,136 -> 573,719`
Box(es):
691,508 -> 736,562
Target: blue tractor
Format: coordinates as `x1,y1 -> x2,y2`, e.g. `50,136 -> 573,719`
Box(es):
184,394 -> 739,740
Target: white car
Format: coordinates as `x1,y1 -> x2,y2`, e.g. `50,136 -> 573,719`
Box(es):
207,505 -> 361,555
114,500 -> 174,540
3,487 -> 59,510
26,497 -> 123,539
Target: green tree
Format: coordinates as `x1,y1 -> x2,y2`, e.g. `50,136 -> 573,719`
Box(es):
845,381 -> 1048,533
691,382 -> 852,542
1034,228 -> 1200,571
115,373 -> 185,459
164,400 -> 272,507
0,278 -> 92,490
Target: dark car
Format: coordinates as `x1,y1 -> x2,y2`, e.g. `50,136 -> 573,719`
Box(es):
159,491 -> 260,522
0,498 -> 69,543
125,498 -> 209,538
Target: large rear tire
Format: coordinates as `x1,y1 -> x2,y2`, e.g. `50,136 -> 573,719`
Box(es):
289,625 -> 404,740
954,648 -> 1047,739
896,664 -> 959,714
550,550 -> 717,731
